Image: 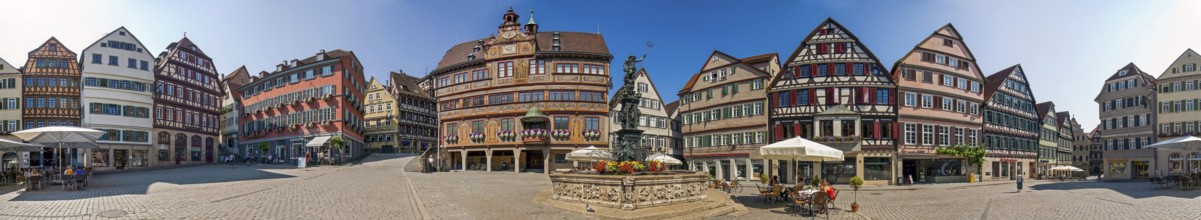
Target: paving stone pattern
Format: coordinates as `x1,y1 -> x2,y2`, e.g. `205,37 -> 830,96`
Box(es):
3,155 -> 1199,220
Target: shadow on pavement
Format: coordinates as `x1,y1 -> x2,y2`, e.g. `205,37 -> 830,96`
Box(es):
1030,180 -> 1201,199
6,165 -> 296,202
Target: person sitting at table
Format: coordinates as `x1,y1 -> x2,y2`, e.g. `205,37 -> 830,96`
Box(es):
64,166 -> 76,176
770,175 -> 780,186
821,179 -> 837,201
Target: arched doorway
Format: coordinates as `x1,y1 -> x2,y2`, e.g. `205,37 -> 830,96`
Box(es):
191,135 -> 201,162
174,133 -> 187,164
205,137 -> 215,163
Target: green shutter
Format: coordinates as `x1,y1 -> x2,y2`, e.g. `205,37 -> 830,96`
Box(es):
732,83 -> 739,94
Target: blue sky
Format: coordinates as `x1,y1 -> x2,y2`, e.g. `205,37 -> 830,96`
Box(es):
1,0 -> 1198,130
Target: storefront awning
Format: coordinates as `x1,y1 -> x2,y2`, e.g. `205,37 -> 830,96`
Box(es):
305,136 -> 332,147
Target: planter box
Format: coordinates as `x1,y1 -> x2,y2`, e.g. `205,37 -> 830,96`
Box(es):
549,172 -> 708,210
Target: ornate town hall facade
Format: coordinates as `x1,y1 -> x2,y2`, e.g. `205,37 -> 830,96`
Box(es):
427,8 -> 612,173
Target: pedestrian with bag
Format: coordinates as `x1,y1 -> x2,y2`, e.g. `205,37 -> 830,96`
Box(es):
1016,172 -> 1024,192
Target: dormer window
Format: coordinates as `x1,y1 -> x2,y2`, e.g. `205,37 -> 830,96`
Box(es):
472,46 -> 480,53
467,54 -> 475,61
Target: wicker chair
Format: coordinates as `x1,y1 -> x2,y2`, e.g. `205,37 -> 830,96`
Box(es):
764,185 -> 782,204
810,191 -> 831,219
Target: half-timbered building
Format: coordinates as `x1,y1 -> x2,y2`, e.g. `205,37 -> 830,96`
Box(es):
153,37 -> 222,165
23,37 -> 83,167
769,18 -> 896,185
891,24 -> 986,184
981,64 -> 1039,181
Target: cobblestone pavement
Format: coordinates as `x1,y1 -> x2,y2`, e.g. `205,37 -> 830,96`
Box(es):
716,179 -> 1201,220
0,154 -> 422,219
5,156 -> 1199,220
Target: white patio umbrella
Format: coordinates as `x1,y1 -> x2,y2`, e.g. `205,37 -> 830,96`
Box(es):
751,136 -> 844,181
1049,165 -> 1084,172
12,126 -> 105,170
646,152 -> 682,165
566,146 -> 613,162
1148,136 -> 1201,174
0,138 -> 41,152
1147,136 -> 1201,150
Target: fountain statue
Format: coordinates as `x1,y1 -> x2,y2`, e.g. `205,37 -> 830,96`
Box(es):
611,54 -> 648,162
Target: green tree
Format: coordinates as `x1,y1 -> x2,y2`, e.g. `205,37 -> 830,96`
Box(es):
330,137 -> 345,165
936,144 -> 988,176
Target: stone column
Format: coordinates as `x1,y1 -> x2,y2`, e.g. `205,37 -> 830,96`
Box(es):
729,159 -> 738,180
786,160 -> 794,184
486,149 -> 493,172
702,161 -> 709,172
815,161 -> 823,180
544,148 -> 551,174
460,150 -> 467,171
514,149 -> 521,173
856,154 -> 865,180
714,160 -> 723,180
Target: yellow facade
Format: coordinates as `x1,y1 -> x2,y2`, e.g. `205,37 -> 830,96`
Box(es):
364,78 -> 398,153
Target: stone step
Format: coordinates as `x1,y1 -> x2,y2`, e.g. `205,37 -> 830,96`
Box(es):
665,202 -> 735,220
636,200 -> 726,220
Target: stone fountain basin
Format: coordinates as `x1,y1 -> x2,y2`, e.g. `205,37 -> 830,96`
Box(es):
549,172 -> 708,210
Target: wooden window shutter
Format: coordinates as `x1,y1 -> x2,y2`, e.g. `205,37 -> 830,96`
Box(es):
869,88 -> 877,104
793,123 -> 801,137
828,63 -> 835,75
773,92 -> 783,106
809,89 -> 817,105
939,74 -> 945,86
810,65 -> 817,78
826,88 -> 835,104
774,124 -> 784,141
873,121 -> 882,139
791,90 -> 799,106
793,67 -> 801,78
893,123 -> 899,139
889,90 -> 896,105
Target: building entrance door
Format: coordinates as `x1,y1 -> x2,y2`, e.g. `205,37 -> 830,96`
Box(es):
526,151 -> 544,172
114,150 -> 127,169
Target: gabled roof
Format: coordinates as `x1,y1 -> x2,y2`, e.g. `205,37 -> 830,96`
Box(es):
390,71 -> 431,99
664,100 -> 680,116
981,64 -> 1037,104
222,65 -> 252,85
1156,48 -> 1201,80
1055,111 -> 1070,125
165,36 -> 210,60
678,50 -> 774,94
1036,102 -> 1055,119
434,32 -> 610,72
1104,62 -> 1155,82
775,18 -> 893,87
1095,62 -> 1155,101
890,23 -> 985,82
0,57 -> 19,75
28,37 -> 78,57
81,27 -> 156,59
740,53 -> 777,64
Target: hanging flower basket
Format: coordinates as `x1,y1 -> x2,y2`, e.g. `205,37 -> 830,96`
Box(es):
582,130 -> 601,139
324,94 -> 335,100
445,134 -> 459,143
497,130 -> 516,140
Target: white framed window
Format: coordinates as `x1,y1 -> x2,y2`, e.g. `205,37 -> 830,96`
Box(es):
958,78 -> 967,89
942,98 -> 953,111
921,95 -> 933,108
971,82 -> 980,93
943,75 -> 954,87
904,92 -> 917,107
938,126 -> 950,146
922,125 -> 934,146
955,128 -> 964,145
956,100 -> 966,113
720,134 -> 728,145
967,129 -> 977,145
935,54 -> 947,64
755,132 -> 764,143
904,123 -> 917,145
970,102 -> 980,115
753,102 -> 763,115
744,132 -> 753,144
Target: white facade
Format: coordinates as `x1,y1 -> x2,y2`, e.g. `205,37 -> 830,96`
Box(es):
80,27 -> 156,170
609,69 -> 674,155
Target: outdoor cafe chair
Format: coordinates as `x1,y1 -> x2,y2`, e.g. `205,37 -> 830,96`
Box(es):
765,185 -> 783,204
755,184 -> 770,202
829,188 -> 840,209
810,191 -> 831,219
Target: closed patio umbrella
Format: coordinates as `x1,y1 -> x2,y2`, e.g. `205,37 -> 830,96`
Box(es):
0,138 -> 41,152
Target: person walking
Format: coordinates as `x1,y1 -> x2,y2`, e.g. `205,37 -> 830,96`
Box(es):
1016,173 -> 1024,193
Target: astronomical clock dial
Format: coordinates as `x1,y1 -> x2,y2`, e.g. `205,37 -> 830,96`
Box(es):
502,30 -> 517,39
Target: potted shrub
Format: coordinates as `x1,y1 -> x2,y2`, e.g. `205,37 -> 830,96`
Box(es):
849,176 -> 864,212
759,172 -> 769,185
809,177 -> 822,188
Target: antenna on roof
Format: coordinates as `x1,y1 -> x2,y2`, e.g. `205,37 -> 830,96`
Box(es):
597,22 -> 601,34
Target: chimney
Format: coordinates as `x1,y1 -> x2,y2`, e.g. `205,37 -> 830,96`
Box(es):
316,49 -> 326,61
